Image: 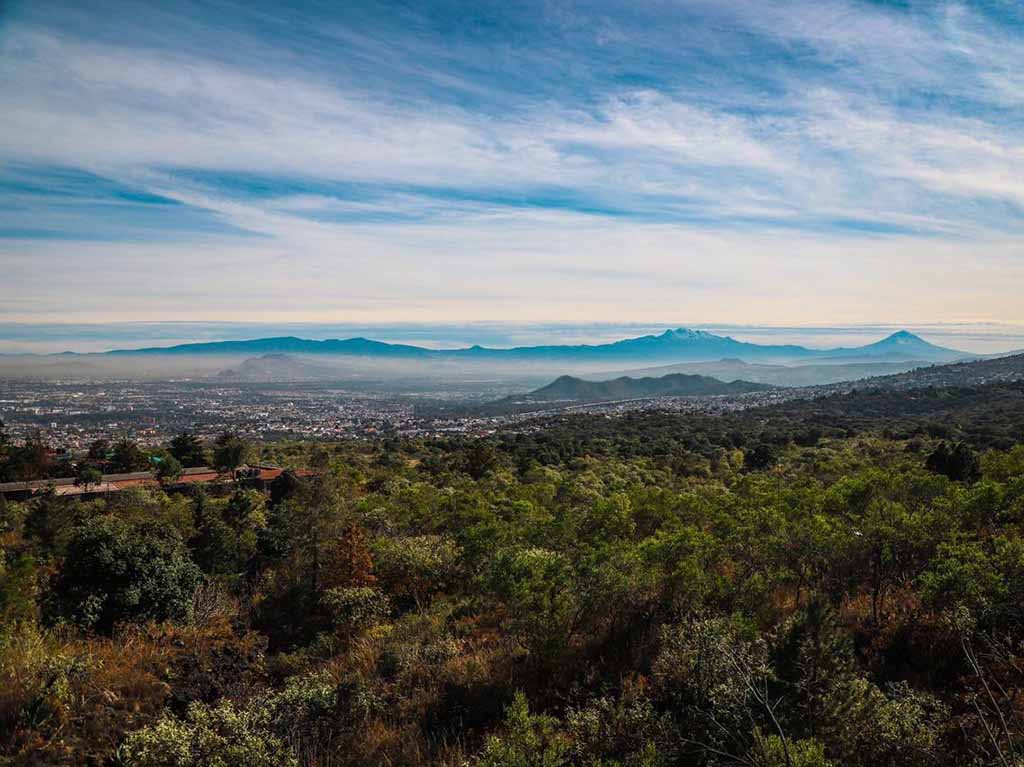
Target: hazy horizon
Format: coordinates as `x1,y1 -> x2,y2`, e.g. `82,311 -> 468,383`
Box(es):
3,320 -> 1024,356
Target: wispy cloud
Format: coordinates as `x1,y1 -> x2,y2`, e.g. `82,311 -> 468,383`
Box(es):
0,0 -> 1022,323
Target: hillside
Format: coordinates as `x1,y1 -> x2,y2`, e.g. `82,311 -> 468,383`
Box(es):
605,350 -> 1024,396
6,385 -> 1024,767
515,372 -> 772,403
861,350 -> 1024,389
604,357 -> 930,387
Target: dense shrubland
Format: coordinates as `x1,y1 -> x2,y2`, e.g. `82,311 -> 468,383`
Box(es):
1,395 -> 1024,765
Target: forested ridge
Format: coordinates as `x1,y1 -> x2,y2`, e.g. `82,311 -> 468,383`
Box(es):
1,381 -> 1024,765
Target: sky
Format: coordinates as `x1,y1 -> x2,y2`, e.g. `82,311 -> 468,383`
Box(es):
1,0 -> 1023,328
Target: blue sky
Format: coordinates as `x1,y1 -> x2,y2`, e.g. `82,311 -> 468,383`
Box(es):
0,0 -> 1023,325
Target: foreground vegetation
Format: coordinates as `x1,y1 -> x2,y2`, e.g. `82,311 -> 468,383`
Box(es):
2,385 -> 1024,766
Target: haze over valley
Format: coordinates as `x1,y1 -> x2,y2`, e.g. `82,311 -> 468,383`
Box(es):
3,325 -> 1024,451
0,325 -> 1008,386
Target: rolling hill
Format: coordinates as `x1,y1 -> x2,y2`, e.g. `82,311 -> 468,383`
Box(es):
511,373 -> 773,404
857,350 -> 1024,390
601,357 -> 931,387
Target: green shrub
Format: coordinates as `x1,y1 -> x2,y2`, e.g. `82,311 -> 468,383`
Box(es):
323,585 -> 391,634
567,693 -> 670,766
920,536 -> 1024,627
46,517 -> 201,632
371,534 -> 460,606
750,729 -> 834,767
475,692 -> 569,767
118,699 -> 297,767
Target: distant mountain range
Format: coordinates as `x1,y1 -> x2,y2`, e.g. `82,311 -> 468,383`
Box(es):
510,373 -> 772,404
102,328 -> 972,365
110,336 -> 433,359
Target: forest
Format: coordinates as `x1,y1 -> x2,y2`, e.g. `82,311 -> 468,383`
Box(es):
2,382 -> 1024,766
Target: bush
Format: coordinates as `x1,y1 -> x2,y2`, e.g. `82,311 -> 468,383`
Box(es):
118,699 -> 297,767
269,669 -> 385,757
567,692 -> 670,766
750,729 -> 834,767
920,536 -> 1024,628
0,627 -> 89,749
323,586 -> 391,634
46,517 -> 202,632
371,534 -> 460,607
474,692 -> 568,767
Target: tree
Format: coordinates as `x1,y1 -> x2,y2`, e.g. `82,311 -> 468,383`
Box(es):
654,616 -> 793,764
86,438 -> 110,462
252,459 -> 368,648
110,437 -> 149,474
189,491 -> 237,575
372,534 -> 457,609
155,453 -> 184,486
0,418 -> 9,466
4,433 -> 53,482
855,498 -> 918,625
745,443 -> 778,471
46,516 -> 201,632
73,463 -> 103,494
268,469 -> 305,507
223,489 -> 265,571
0,552 -> 38,639
465,440 -> 499,479
169,432 -> 207,468
920,536 -> 1024,629
213,432 -> 249,479
926,441 -> 981,484
772,602 -> 946,767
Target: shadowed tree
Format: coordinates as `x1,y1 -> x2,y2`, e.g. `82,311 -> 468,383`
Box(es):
170,431 -> 208,467
87,438 -> 110,463
0,418 -> 9,480
213,432 -> 250,480
110,437 -> 149,474
745,443 -> 778,471
5,432 -> 53,482
926,441 -> 981,484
